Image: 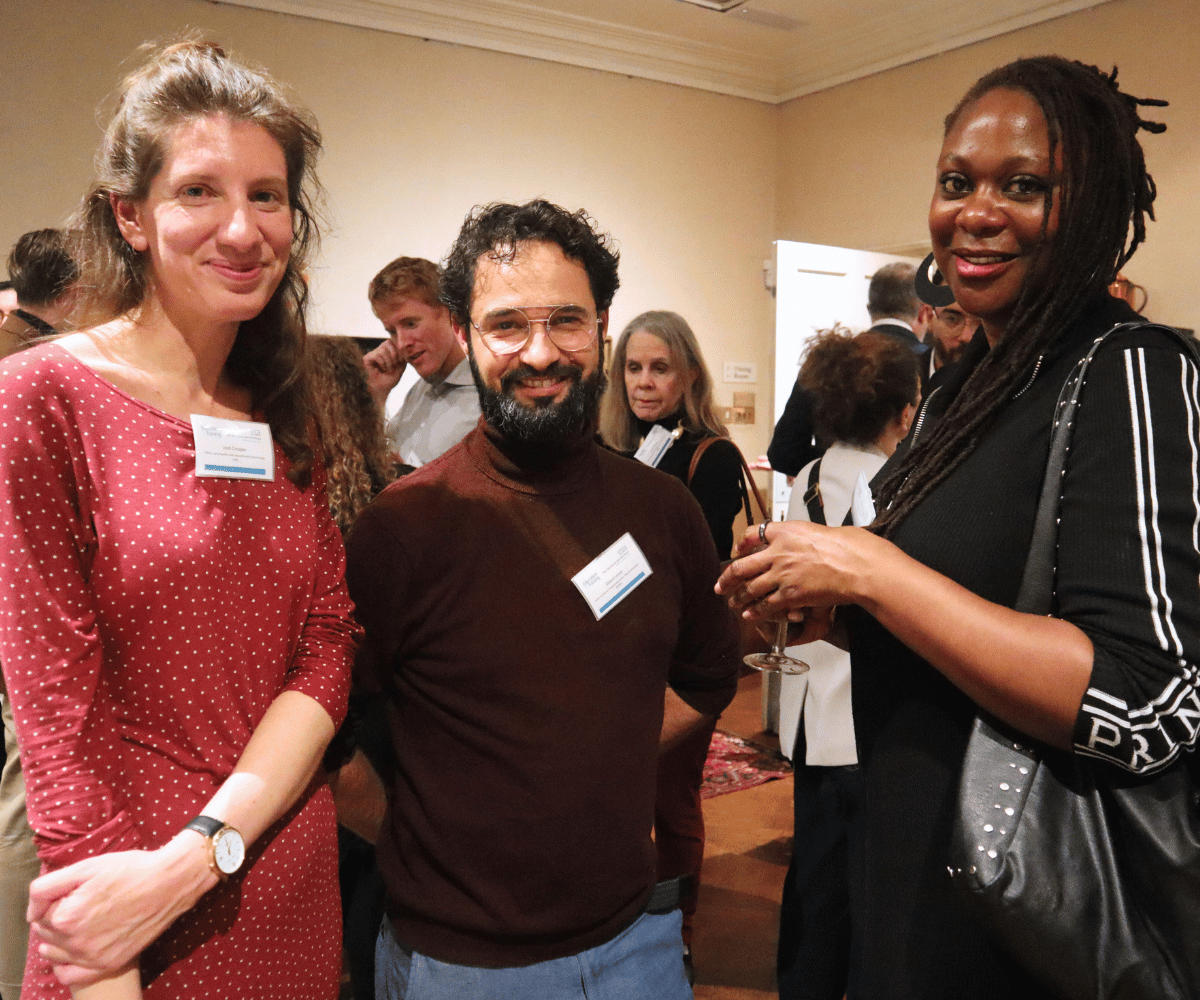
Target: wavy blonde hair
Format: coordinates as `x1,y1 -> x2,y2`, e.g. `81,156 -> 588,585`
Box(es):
600,310 -> 727,452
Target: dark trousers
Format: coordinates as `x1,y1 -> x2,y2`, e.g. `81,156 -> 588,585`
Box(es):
777,723 -> 864,1000
654,716 -> 718,945
338,829 -> 388,1000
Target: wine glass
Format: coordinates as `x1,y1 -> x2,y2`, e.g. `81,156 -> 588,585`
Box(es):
739,518 -> 809,675
744,620 -> 809,675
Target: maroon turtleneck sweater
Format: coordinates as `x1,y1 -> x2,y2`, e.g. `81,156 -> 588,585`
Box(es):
345,418 -> 739,967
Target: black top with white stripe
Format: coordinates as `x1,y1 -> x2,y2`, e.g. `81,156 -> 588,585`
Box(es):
846,293 -> 1200,999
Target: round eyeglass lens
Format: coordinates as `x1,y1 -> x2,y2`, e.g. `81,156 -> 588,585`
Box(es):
478,306 -> 595,355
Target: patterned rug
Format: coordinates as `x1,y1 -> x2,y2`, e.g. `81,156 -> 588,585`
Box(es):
701,730 -> 793,799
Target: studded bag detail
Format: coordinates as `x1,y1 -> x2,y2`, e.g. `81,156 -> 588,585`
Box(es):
948,322 -> 1200,1000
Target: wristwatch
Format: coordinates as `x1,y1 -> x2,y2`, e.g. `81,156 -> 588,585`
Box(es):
184,814 -> 246,880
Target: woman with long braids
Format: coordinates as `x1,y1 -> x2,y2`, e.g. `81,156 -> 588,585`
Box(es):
717,56 -> 1196,997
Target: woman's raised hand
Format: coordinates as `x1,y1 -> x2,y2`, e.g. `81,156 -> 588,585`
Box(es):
715,520 -> 887,628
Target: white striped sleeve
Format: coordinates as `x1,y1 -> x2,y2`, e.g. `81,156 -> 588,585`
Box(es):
1063,338 -> 1200,773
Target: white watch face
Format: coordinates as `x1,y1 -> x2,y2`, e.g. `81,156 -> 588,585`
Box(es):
212,828 -> 245,875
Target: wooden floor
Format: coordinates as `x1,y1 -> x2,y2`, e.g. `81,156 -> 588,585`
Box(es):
692,671 -> 792,1000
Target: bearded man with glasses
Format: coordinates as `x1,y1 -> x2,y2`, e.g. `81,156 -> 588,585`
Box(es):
918,299 -> 980,386
336,199 -> 739,1000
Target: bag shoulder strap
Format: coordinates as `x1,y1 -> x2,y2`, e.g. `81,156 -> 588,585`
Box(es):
737,446 -> 770,525
687,434 -> 770,525
802,458 -> 826,525
686,436 -> 719,485
1016,321 -> 1199,615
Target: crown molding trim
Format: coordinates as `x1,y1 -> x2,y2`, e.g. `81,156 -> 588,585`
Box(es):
775,0 -> 1107,101
218,0 -> 1109,105
218,0 -> 784,102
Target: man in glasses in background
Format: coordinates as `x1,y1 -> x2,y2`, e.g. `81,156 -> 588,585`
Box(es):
918,297 -> 979,387
363,256 -> 480,467
339,199 -> 738,999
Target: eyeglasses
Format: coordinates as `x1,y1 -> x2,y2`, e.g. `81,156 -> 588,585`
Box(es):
471,305 -> 599,356
934,307 -> 969,329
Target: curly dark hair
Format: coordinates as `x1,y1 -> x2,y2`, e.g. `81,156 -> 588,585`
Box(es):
7,229 -> 78,307
873,56 -> 1166,537
439,199 -> 620,328
70,39 -> 323,484
799,327 -> 920,447
306,336 -> 400,533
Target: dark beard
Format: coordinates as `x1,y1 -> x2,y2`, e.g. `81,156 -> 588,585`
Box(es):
933,336 -> 965,369
468,346 -> 608,446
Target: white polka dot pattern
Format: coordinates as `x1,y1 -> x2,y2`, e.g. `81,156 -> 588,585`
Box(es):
0,345 -> 360,998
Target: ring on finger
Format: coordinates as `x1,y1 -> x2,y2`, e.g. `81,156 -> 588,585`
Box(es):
759,521 -> 770,546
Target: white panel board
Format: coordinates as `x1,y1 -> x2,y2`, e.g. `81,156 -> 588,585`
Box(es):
772,240 -> 920,518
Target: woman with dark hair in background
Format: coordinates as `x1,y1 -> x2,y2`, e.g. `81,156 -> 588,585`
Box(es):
718,57 -> 1194,998
0,41 -> 359,999
775,327 -> 919,1000
600,310 -> 745,975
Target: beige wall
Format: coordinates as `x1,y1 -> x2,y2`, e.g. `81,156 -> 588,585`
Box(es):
2,0 -> 1197,458
0,0 -> 778,455
776,0 -> 1200,334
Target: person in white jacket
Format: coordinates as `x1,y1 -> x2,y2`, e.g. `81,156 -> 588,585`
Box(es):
776,326 -> 920,1000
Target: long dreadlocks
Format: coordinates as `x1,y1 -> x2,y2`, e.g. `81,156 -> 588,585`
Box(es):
873,56 -> 1166,538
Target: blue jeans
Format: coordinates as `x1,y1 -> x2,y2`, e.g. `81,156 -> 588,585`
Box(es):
375,910 -> 692,1000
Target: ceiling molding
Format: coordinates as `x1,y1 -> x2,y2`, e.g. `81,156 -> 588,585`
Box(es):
219,0 -> 1109,105
219,0 -> 784,102
775,0 -> 1107,101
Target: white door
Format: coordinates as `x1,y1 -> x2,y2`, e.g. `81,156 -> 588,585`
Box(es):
772,240 -> 920,518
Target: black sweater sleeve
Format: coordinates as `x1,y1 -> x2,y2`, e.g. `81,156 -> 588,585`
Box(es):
1059,329 -> 1200,772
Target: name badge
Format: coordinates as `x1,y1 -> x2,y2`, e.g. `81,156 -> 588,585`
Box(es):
191,415 -> 276,481
572,532 -> 653,620
633,424 -> 676,468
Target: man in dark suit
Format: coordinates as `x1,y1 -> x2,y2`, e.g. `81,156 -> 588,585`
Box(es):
767,262 -> 929,480
863,261 -> 931,357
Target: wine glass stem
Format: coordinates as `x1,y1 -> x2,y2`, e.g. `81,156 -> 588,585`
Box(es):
773,620 -> 789,655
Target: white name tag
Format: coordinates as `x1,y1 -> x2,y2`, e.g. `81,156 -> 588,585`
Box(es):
191,414 -> 276,481
572,532 -> 653,620
633,424 -> 675,468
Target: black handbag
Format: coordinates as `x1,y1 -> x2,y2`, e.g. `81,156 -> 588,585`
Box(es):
948,322 -> 1200,1000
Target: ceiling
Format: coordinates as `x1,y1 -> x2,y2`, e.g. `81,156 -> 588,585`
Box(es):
223,0 -> 1110,104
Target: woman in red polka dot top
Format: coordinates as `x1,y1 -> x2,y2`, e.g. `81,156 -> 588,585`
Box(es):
0,41 -> 361,1000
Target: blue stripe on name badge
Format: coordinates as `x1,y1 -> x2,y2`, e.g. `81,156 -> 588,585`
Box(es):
599,571 -> 646,615
205,464 -> 267,475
